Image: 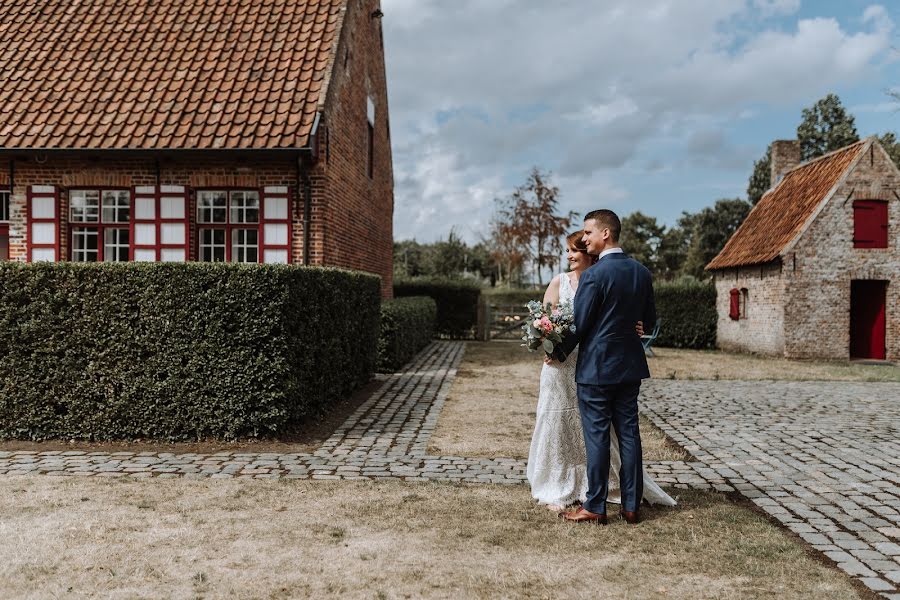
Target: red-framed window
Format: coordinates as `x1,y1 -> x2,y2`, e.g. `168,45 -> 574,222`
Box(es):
0,189 -> 9,261
729,287 -> 750,320
196,188 -> 292,264
197,189 -> 261,263
68,189 -> 131,262
853,200 -> 888,249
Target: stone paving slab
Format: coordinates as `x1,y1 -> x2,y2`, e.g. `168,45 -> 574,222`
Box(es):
640,379 -> 900,598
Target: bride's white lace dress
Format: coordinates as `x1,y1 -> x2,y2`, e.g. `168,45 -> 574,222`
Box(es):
526,272 -> 676,508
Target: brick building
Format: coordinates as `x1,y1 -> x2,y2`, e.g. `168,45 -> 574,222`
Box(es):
707,137 -> 899,361
0,0 -> 394,296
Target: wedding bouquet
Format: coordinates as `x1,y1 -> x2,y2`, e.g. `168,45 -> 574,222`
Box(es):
522,300 -> 576,357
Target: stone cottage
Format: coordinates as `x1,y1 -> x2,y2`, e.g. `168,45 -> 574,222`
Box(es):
0,0 -> 394,296
707,137 -> 899,361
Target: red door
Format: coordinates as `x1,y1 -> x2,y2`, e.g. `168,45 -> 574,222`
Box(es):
850,280 -> 887,360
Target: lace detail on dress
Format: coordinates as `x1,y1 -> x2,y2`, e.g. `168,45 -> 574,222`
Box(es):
526,272 -> 677,508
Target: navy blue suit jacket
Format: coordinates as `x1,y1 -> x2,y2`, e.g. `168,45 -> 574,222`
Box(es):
555,253 -> 656,385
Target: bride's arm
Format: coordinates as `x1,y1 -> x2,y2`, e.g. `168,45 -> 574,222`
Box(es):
541,276 -> 561,309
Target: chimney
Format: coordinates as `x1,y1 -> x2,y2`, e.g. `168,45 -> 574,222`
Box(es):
770,139 -> 801,185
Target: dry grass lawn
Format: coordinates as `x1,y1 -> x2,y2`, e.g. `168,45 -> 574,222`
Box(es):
0,477 -> 865,600
649,347 -> 900,382
430,342 -> 689,461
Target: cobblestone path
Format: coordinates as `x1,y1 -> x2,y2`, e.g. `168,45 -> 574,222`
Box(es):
2,342 -> 897,596
641,379 -> 900,599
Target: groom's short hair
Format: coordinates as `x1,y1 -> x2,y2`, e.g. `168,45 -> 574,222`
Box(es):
584,209 -> 621,242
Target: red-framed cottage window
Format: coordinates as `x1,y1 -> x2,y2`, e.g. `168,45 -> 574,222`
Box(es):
0,189 -> 9,261
196,188 -> 292,264
197,189 -> 261,263
69,189 -> 131,262
853,200 -> 888,249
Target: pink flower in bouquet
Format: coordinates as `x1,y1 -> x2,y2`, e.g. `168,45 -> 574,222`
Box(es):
539,316 -> 553,333
532,319 -> 542,330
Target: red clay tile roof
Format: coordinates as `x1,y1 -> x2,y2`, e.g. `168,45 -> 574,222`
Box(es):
706,139 -> 869,270
0,0 -> 346,150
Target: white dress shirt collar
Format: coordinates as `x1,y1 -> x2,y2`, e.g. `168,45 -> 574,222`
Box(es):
597,247 -> 624,261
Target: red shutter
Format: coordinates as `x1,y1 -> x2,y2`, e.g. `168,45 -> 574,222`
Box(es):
729,288 -> 740,320
130,185 -> 190,262
853,200 -> 888,249
260,186 -> 292,264
26,185 -> 60,262
131,186 -> 158,261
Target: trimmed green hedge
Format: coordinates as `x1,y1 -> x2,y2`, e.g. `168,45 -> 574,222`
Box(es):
377,296 -> 437,373
0,262 -> 381,441
654,283 -> 717,349
394,278 -> 481,339
482,288 -> 541,307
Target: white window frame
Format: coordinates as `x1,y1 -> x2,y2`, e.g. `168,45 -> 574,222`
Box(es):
72,228 -> 99,262
104,228 -> 130,263
199,228 -> 226,262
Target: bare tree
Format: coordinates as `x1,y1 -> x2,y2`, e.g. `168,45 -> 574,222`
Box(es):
495,168 -> 575,287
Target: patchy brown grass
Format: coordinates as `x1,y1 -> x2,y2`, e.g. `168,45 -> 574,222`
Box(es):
430,342 -> 689,461
649,347 -> 900,382
0,477 -> 864,600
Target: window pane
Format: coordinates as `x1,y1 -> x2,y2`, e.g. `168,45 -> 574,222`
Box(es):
231,228 -> 259,263
230,191 -> 260,224
199,228 -> 227,262
104,228 -> 130,263
102,190 -> 130,223
198,191 -> 227,224
70,190 -> 100,223
72,228 -> 99,262
0,191 -> 9,221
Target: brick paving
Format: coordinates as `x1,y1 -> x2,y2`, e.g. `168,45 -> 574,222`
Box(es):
641,379 -> 900,599
2,342 -> 898,596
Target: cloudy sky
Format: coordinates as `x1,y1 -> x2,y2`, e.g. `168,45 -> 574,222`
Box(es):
381,0 -> 900,244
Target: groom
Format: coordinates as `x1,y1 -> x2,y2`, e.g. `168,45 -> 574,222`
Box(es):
550,209 -> 656,525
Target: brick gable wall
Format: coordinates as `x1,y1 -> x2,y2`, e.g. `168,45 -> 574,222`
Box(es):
312,0 -> 394,298
712,142 -> 900,360
783,143 -> 900,360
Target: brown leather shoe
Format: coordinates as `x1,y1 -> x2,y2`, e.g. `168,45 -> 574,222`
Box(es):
562,507 -> 608,525
622,510 -> 640,525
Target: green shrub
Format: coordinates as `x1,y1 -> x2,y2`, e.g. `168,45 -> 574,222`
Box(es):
0,262 -> 381,441
393,278 -> 481,339
482,287 -> 542,307
377,296 -> 437,372
654,282 -> 717,349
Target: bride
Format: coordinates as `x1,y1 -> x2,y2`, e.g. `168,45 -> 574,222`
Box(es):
526,231 -> 676,511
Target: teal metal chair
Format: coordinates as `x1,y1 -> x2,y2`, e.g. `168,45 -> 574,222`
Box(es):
642,319 -> 662,357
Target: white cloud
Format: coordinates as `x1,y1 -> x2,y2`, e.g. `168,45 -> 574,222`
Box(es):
382,1 -> 895,242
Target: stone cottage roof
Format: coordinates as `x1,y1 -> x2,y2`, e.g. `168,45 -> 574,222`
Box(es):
707,138 -> 870,270
0,0 -> 347,150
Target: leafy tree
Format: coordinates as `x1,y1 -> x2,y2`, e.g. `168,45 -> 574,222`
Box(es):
495,168 -> 576,287
620,212 -> 665,274
679,198 -> 752,280
747,145 -> 771,205
796,93 -> 860,161
485,215 -> 526,287
424,229 -> 469,279
393,240 -> 428,278
878,132 -> 900,169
